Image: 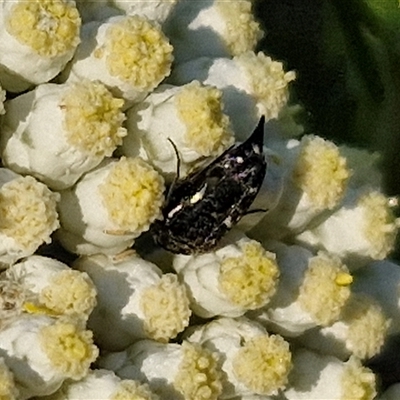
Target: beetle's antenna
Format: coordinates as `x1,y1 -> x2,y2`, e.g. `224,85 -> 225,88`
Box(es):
166,138 -> 182,202
167,138 -> 181,180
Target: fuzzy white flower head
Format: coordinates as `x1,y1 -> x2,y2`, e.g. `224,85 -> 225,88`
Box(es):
173,233 -> 279,318
249,242 -> 353,337
187,317 -> 292,398
99,340 -> 223,400
0,314 -> 98,398
0,169 -> 59,266
121,82 -> 234,177
296,189 -> 400,267
298,293 -> 390,361
44,369 -> 159,400
0,0 -> 81,92
170,52 -> 295,140
0,81 -> 127,190
251,135 -> 350,240
164,0 -> 263,63
284,349 -> 376,400
65,15 -> 173,102
6,255 -> 97,322
57,157 -> 165,255
74,251 -> 190,350
353,259 -> 400,334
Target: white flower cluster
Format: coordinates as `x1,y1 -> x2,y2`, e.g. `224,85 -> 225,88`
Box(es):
0,1 -> 398,399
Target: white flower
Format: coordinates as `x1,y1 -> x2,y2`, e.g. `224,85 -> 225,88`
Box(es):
112,0 -> 178,24
121,82 -> 234,177
56,157 -> 165,255
284,349 -> 376,400
297,293 -> 390,360
0,169 -> 59,266
250,135 -> 350,241
99,340 -> 223,400
74,251 -> 191,350
296,188 -> 400,268
0,314 -> 98,399
173,233 -> 279,318
352,259 -> 400,334
163,0 -> 263,63
43,369 -> 159,400
5,255 -> 97,322
0,0 -> 81,92
169,52 -> 295,140
0,81 -> 127,190
65,15 -> 173,102
187,317 -> 292,398
249,242 -> 353,336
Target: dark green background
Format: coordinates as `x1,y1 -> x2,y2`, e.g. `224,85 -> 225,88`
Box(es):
255,0 -> 400,258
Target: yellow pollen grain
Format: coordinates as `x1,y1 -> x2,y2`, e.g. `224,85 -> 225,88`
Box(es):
99,157 -> 165,235
215,0 -> 263,56
218,241 -> 279,309
6,0 -> 81,57
293,135 -> 349,210
104,16 -> 173,90
175,81 -> 234,157
61,80 -> 127,157
0,176 -> 59,250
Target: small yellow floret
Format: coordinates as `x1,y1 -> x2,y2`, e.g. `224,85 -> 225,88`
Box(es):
294,135 -> 349,210
0,358 -> 18,400
344,294 -> 390,359
174,341 -> 222,400
39,270 -> 97,318
175,81 -> 234,157
39,320 -> 99,379
99,157 -> 165,235
341,357 -> 377,400
236,51 -> 296,119
0,176 -> 59,250
359,191 -> 400,259
232,334 -> 292,395
112,380 -> 159,400
140,273 -> 191,342
61,81 -> 127,157
298,252 -> 352,326
104,16 -> 173,90
6,0 -> 81,57
215,0 -> 263,56
219,241 -> 279,309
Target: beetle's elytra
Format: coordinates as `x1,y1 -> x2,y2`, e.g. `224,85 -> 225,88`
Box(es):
152,116 -> 267,254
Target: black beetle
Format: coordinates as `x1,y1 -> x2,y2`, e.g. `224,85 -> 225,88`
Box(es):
152,116 -> 267,254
